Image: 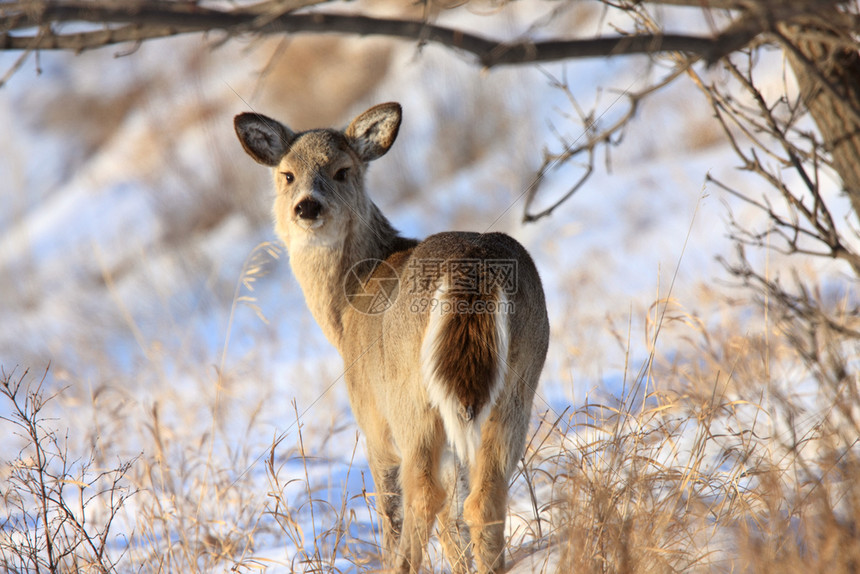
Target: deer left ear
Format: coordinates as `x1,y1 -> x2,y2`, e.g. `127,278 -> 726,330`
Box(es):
235,112 -> 296,166
345,102 -> 402,163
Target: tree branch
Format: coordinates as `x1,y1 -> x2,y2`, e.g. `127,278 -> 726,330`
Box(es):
0,1 -> 759,67
523,61 -> 693,222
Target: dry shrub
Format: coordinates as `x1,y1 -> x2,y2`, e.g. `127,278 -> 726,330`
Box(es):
502,283 -> 860,574
520,392 -> 728,574
0,367 -> 137,573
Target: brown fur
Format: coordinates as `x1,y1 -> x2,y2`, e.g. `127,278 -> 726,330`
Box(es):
428,290 -> 500,420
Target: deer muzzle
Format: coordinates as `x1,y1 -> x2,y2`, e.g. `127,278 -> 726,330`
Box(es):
294,197 -> 323,220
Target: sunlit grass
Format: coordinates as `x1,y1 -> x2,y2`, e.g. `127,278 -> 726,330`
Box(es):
3,272 -> 860,573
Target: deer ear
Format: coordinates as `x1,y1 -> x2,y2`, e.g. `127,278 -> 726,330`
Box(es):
345,102 -> 402,162
234,113 -> 296,166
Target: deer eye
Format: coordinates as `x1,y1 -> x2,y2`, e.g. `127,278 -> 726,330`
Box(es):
281,171 -> 295,184
334,167 -> 349,182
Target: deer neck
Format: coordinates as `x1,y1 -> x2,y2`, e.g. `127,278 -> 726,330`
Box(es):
287,203 -> 401,349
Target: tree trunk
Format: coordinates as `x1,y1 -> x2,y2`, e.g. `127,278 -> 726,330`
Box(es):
783,19 -> 860,225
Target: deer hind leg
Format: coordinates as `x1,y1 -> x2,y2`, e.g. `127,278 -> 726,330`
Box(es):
463,416 -> 513,574
436,455 -> 472,574
396,437 -> 447,573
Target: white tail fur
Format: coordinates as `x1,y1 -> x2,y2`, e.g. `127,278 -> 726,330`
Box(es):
420,285 -> 510,465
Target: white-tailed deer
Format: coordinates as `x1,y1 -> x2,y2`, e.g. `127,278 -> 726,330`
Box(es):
235,103 -> 549,573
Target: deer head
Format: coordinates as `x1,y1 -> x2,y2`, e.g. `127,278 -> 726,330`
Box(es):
234,103 -> 402,250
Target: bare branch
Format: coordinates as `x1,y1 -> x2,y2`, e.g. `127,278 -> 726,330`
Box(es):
721,248 -> 860,342
683,41 -> 860,276
0,0 -> 759,66
523,61 -> 692,222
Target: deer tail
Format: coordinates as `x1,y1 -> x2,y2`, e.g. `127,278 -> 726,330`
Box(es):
420,284 -> 510,465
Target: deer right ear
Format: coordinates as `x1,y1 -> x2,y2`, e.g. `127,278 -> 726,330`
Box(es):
345,102 -> 402,163
234,113 -> 296,166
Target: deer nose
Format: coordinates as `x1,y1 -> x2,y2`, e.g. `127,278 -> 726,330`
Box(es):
294,198 -> 322,220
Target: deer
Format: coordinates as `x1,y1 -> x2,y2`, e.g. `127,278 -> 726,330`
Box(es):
234,102 -> 549,574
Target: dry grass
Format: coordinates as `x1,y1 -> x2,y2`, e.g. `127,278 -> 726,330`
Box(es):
500,292 -> 860,574
3,272 -> 860,573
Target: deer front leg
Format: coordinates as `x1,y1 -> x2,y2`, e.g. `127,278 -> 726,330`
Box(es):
366,445 -> 403,565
